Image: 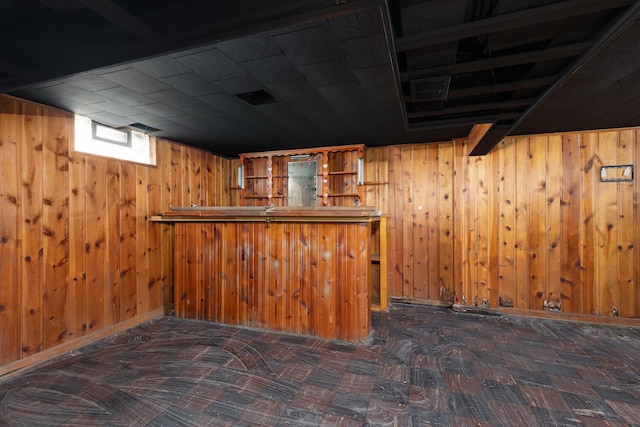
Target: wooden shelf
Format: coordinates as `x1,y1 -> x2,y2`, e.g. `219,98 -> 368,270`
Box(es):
317,193 -> 360,197
328,171 -> 357,176
371,254 -> 380,262
245,175 -> 287,179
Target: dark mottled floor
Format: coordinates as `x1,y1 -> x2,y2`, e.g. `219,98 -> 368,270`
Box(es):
1,303 -> 640,426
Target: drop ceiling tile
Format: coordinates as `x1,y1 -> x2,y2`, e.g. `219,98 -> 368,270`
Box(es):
364,86 -> 401,111
169,114 -> 217,133
94,87 -> 154,106
267,79 -> 318,100
175,47 -> 246,82
271,24 -> 343,66
214,75 -> 264,95
298,58 -> 356,87
340,34 -> 390,69
239,54 -> 303,85
216,34 -> 282,62
328,7 -> 384,41
84,110 -> 135,128
100,68 -> 170,93
160,72 -> 222,96
223,105 -> 300,142
126,112 -> 175,129
265,19 -> 327,37
91,100 -> 142,117
353,64 -> 395,89
179,104 -> 227,121
197,92 -> 250,111
131,56 -> 191,79
138,102 -> 185,118
39,83 -> 106,104
303,110 -> 352,140
287,96 -> 333,114
147,89 -> 202,108
64,74 -> 119,92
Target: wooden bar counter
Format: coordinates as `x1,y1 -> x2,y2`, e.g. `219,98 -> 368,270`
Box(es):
152,206 -> 383,342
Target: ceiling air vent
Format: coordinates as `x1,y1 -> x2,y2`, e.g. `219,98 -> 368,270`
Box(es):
128,123 -> 160,133
409,76 -> 451,102
236,89 -> 277,106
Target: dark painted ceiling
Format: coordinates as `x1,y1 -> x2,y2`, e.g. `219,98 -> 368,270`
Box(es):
2,0 -> 639,158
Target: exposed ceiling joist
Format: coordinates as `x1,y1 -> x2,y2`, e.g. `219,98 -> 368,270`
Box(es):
407,98 -> 536,119
445,76 -> 557,99
395,0 -> 633,52
400,42 -> 591,82
409,113 -> 521,130
465,122 -> 495,154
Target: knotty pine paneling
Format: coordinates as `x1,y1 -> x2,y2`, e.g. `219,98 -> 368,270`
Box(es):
173,221 -> 372,341
0,95 -> 233,373
370,130 -> 639,318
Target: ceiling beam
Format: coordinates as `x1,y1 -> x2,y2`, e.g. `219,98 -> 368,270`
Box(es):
400,42 -> 590,82
394,0 -> 634,52
408,112 -> 521,129
407,98 -> 536,119
75,0 -> 160,40
466,122 -> 495,154
468,124 -> 512,156
404,75 -> 558,102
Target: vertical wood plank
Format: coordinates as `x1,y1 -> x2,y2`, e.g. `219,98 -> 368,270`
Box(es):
497,139 -> 517,307
618,129 -> 635,317
106,161 -> 121,324
581,132 -> 597,315
467,155 -> 479,304
355,222 -> 371,340
0,96 -> 22,364
452,139 -> 469,304
147,155 -> 164,312
514,137 -> 530,308
68,152 -> 86,340
596,131 -> 619,316
85,157 -> 107,333
476,154 -> 490,305
412,146 -> 427,299
159,141 -> 174,311
299,222 -> 311,334
21,103 -> 44,356
547,135 -> 563,307
319,222 -> 336,339
438,143 -> 454,300
387,146 -> 403,297
136,165 -> 150,315
238,222 -> 250,326
561,134 -> 582,313
401,146 -> 414,297
528,136 -> 548,310
42,108 -> 70,349
119,163 -> 137,320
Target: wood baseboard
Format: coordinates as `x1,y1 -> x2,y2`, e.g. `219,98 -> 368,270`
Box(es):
0,308 -> 165,380
390,297 -> 640,327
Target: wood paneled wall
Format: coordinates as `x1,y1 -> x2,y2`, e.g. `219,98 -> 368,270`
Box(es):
173,220 -> 372,341
0,95 -> 232,371
366,129 -> 640,318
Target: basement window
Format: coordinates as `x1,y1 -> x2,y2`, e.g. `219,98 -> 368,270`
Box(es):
74,114 -> 156,166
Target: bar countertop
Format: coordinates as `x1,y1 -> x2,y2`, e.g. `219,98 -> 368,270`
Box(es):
151,206 -> 383,222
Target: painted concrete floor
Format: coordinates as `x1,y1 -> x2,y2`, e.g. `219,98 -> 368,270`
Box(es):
1,303 -> 640,426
